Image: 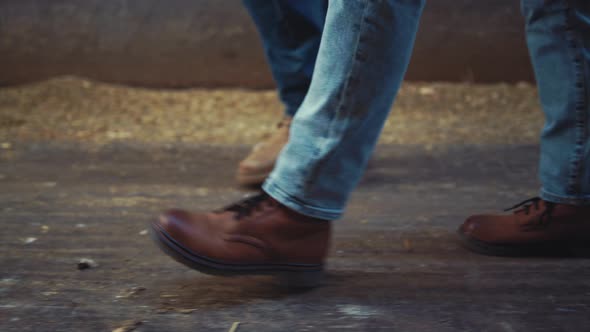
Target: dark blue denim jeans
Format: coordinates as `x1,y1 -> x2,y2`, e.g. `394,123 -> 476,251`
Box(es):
242,0 -> 328,116
247,0 -> 590,220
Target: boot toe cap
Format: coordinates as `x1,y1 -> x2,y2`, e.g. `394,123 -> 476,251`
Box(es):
155,209 -> 194,237
459,216 -> 480,235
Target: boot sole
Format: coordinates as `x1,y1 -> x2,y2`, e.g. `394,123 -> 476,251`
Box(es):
457,230 -> 590,258
151,222 -> 324,288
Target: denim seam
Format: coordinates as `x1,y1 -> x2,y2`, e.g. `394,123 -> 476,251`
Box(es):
325,3 -> 369,139
564,5 -> 589,195
302,1 -> 371,191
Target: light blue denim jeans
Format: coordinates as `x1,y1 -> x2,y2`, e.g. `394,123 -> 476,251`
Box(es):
242,0 -> 328,116
262,0 -> 590,220
262,0 -> 426,219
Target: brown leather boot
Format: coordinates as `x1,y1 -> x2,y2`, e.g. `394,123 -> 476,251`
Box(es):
459,197 -> 590,257
236,117 -> 292,186
151,192 -> 331,287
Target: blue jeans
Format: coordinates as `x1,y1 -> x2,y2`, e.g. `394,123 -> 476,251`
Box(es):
523,0 -> 590,206
262,0 -> 425,219
260,0 -> 590,220
242,0 -> 328,116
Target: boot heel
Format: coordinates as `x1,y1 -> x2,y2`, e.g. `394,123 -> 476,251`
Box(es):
570,244 -> 590,258
277,269 -> 324,288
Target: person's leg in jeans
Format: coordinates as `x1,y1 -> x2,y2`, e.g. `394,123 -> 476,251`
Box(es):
153,0 -> 425,286
460,0 -> 590,256
237,0 -> 328,186
262,0 -> 424,219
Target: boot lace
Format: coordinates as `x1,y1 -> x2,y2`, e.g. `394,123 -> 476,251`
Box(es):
218,192 -> 275,219
504,196 -> 556,229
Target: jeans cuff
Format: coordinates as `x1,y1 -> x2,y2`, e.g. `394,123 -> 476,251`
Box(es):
262,179 -> 342,220
540,188 -> 590,206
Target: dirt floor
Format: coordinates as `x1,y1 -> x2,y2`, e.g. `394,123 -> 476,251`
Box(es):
0,77 -> 542,147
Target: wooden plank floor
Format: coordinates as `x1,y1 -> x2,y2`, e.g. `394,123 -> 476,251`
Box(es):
1,143 -> 589,332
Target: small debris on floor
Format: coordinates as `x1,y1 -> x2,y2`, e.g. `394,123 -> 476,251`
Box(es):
177,308 -> 197,314
403,239 -> 413,252
116,287 -> 146,299
0,278 -> 18,286
138,229 -> 148,236
1,142 -> 12,149
418,86 -> 436,96
75,223 -> 87,228
40,225 -> 50,233
112,320 -> 142,332
77,258 -> 98,270
22,237 -> 37,245
42,291 -> 59,296
156,307 -> 197,314
228,322 -> 240,332
196,187 -> 209,196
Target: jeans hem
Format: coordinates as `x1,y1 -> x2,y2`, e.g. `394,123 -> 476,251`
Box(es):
262,179 -> 342,220
540,188 -> 590,206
